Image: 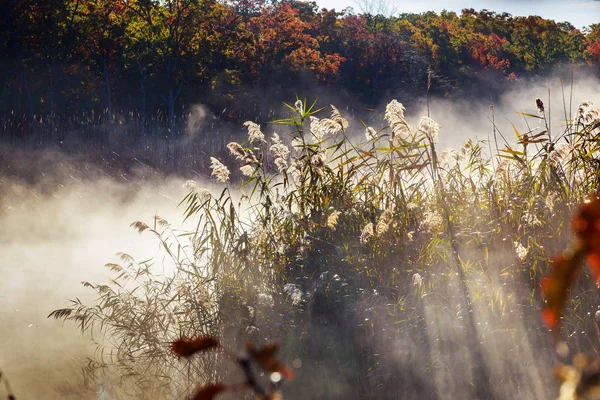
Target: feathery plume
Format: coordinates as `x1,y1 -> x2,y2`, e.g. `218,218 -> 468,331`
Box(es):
184,180 -> 211,203
312,150 -> 326,168
360,222 -> 374,244
210,157 -> 230,183
417,117 -> 440,142
412,273 -> 423,287
227,142 -> 246,160
522,212 -> 542,227
310,116 -> 327,140
365,126 -> 377,141
288,159 -> 302,180
439,149 -> 454,164
240,164 -> 254,177
274,157 -> 288,173
270,133 -> 290,159
421,210 -> 443,233
549,143 -> 573,166
183,180 -> 197,191
495,159 -> 510,176
243,121 -> 265,143
514,241 -> 528,262
385,100 -> 411,138
376,209 -> 393,235
196,188 -> 212,203
292,137 -> 303,151
330,105 -> 349,132
327,210 -> 342,230
575,101 -> 600,127
545,192 -> 556,212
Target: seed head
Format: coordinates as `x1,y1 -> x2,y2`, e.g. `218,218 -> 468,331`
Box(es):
327,210 -> 342,230
240,164 -> 254,177
536,98 -> 545,114
385,100 -> 411,138
210,157 -> 230,183
360,222 -> 374,244
243,121 -> 265,143
312,150 -> 326,168
274,157 -> 288,173
330,105 -> 349,132
310,116 -> 327,140
514,241 -> 528,263
376,209 -> 393,235
270,132 -> 290,157
365,126 -> 377,141
291,137 -> 303,151
227,142 -> 246,160
575,101 -> 600,127
417,116 -> 440,142
421,210 -> 443,233
196,188 -> 212,203
183,180 -> 197,191
412,273 -> 423,288
257,292 -> 274,308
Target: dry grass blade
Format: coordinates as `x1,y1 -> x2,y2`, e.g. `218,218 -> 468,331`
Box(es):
0,369 -> 16,400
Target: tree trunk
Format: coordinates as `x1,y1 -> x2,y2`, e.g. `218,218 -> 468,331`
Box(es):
165,58 -> 181,139
167,86 -> 176,137
137,60 -> 147,137
103,61 -> 112,121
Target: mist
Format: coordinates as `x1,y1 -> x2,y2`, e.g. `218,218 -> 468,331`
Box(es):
0,151 -> 191,398
1,67 -> 599,399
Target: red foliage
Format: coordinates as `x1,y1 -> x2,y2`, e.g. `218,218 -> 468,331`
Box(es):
541,199 -> 600,337
573,199 -> 600,277
587,40 -> 600,65
470,33 -> 510,71
247,342 -> 294,380
249,3 -> 344,79
191,384 -> 226,400
172,336 -> 220,358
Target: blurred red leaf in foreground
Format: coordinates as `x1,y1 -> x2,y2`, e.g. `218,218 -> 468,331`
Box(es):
573,198 -> 600,278
247,342 -> 294,380
542,198 -> 600,337
172,336 -> 220,358
191,384 -> 225,400
541,248 -> 585,333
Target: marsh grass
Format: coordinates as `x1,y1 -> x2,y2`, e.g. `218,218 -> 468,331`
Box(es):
50,95 -> 600,399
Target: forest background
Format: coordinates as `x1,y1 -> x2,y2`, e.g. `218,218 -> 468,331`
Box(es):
1,0 -> 600,143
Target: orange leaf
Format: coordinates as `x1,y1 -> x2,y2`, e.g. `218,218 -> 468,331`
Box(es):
264,359 -> 294,381
573,199 -> 600,243
172,336 -> 220,358
191,384 -> 225,400
247,342 -> 279,362
588,253 -> 600,281
541,248 -> 585,335
247,342 -> 294,380
573,198 -> 600,282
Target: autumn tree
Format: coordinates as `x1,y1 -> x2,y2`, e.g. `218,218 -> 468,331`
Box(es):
249,3 -> 345,82
0,2 -> 597,138
120,0 -> 217,136
76,0 -> 128,118
585,24 -> 600,68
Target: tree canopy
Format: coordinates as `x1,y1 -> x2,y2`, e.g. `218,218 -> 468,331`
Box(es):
1,1 -> 599,134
